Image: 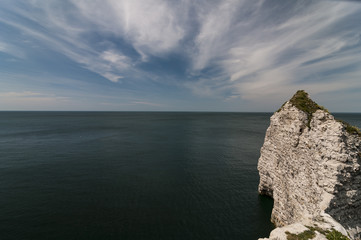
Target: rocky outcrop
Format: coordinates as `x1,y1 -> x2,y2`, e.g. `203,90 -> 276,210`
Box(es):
258,90 -> 361,240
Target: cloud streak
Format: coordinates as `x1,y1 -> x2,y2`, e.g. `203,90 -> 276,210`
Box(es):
188,1 -> 361,102
0,41 -> 26,59
1,0 -> 361,111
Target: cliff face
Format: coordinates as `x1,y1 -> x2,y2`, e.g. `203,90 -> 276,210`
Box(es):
258,91 -> 361,239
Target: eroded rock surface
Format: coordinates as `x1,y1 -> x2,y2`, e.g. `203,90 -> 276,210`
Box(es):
258,91 -> 361,239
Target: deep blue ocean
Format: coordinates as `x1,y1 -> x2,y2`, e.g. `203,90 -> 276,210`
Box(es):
0,112 -> 360,240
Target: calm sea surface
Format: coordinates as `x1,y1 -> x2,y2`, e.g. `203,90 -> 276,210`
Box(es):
0,112 -> 360,240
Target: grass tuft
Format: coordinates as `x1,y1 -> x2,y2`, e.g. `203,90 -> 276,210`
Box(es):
285,227 -> 350,240
325,229 -> 350,240
281,90 -> 328,127
336,119 -> 361,136
289,90 -> 328,115
307,226 -> 328,235
285,229 -> 316,240
278,90 -> 360,135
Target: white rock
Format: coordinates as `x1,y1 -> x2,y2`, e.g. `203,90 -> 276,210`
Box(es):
257,95 -> 361,240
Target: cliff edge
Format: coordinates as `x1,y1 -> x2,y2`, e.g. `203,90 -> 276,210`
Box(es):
258,90 -> 361,240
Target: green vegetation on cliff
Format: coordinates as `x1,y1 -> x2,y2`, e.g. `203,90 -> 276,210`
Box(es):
337,119 -> 361,136
286,227 -> 350,240
289,90 -> 328,116
278,90 -> 327,127
285,229 -> 316,240
279,90 -> 361,135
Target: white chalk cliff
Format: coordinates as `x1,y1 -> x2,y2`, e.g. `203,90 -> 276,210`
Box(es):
258,91 -> 361,240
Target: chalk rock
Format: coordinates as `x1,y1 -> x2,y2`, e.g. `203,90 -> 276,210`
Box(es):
258,90 -> 361,239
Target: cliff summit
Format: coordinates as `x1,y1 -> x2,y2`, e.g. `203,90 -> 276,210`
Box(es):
258,90 -> 361,240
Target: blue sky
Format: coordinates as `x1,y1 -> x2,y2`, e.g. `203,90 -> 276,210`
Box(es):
1,0 -> 361,111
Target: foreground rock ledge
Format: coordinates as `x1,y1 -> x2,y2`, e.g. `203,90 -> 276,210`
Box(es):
258,90 -> 361,240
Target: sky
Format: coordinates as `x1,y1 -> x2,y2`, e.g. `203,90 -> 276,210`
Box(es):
1,0 -> 361,112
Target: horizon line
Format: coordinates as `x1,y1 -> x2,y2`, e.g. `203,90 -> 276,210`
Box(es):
1,110 -> 361,114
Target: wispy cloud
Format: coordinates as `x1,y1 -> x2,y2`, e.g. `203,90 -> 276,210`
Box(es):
1,0 -> 361,111
72,0 -> 188,56
0,1 -> 132,83
0,91 -> 70,100
0,91 -> 71,110
0,91 -> 43,97
0,0 -> 192,84
0,41 -> 26,59
131,101 -> 164,107
192,0 -> 250,70
188,1 -> 361,102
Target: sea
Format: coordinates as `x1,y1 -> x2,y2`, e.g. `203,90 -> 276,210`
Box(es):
0,112 -> 360,240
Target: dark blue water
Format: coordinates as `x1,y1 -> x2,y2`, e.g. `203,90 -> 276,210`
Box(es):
1,112 -> 359,240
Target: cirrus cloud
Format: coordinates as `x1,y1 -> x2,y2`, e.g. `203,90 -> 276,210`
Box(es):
1,0 -> 361,111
